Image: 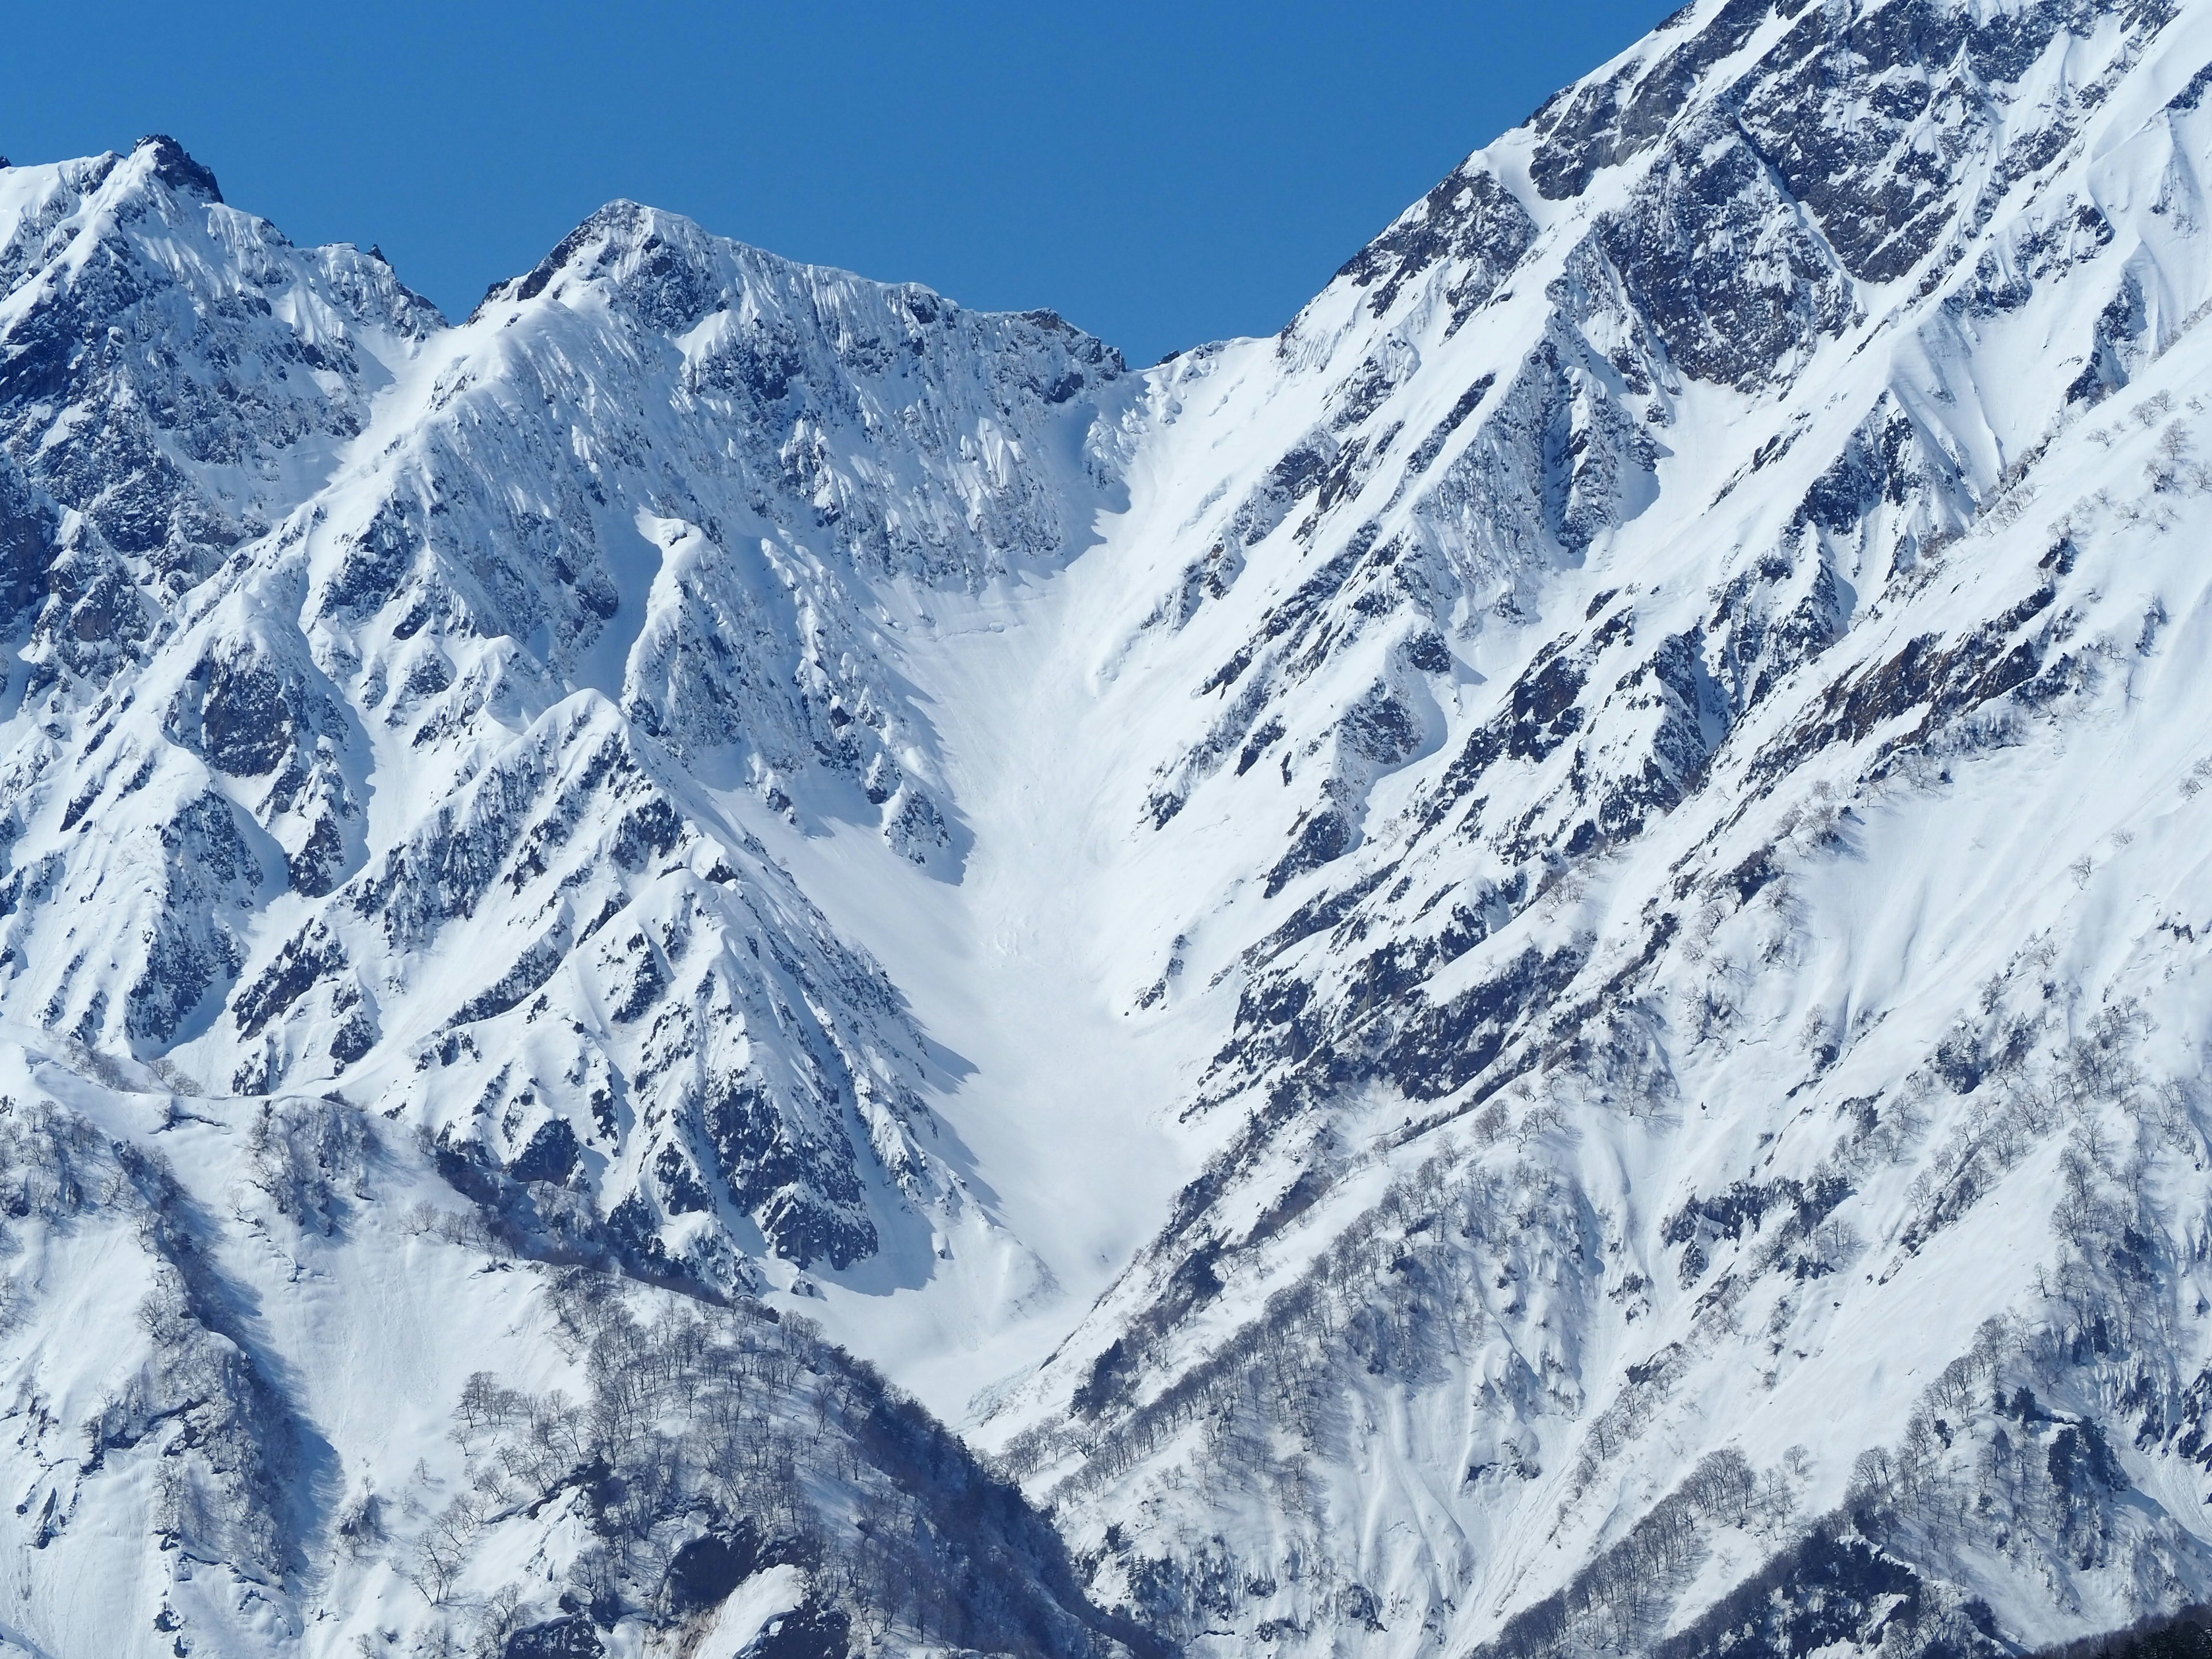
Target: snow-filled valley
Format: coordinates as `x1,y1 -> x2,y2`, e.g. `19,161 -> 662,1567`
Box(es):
12,2 -> 2212,1655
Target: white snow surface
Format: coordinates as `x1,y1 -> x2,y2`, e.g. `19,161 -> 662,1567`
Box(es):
11,2 -> 2212,1655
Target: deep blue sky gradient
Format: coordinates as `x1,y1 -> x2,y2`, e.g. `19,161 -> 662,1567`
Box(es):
7,2 -> 1680,364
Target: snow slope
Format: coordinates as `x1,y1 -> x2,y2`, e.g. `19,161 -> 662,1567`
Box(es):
968,4 -> 2212,1656
12,1 -> 2212,1653
0,1033 -> 1144,1659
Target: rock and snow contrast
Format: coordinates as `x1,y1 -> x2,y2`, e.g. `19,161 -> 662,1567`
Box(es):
10,1 -> 2212,1654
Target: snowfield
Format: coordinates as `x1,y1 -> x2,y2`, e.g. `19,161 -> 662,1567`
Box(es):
9,1 -> 2212,1655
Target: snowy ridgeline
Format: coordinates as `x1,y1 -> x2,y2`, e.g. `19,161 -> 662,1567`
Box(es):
9,0 -> 2212,1656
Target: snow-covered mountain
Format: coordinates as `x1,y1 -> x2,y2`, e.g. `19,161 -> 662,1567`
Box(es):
13,0 -> 2212,1653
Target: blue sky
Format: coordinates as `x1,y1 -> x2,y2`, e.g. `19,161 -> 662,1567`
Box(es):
9,1 -> 1680,365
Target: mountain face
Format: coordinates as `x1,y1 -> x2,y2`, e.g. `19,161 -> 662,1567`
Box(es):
10,1 -> 2212,1654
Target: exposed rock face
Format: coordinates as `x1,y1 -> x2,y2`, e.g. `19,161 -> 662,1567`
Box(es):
12,2 -> 2212,1655
0,138 -> 438,590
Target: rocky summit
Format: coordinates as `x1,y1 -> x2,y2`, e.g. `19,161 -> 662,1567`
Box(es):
7,3 -> 2212,1656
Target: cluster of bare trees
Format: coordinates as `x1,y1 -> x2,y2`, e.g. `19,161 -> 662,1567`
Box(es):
1835,1021 -> 2212,1623
1474,1450 -> 1795,1659
408,1267 -> 1141,1659
1057,1150 -> 1586,1494
0,1091 -> 105,1233
246,1096 -> 374,1234
998,1147 -> 1597,1642
0,1094 -> 313,1593
1834,1308 -> 2176,1604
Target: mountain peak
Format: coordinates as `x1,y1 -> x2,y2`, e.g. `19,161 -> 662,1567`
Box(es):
131,132 -> 221,202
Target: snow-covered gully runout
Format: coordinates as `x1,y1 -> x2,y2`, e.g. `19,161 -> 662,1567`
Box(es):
10,1 -> 2212,1655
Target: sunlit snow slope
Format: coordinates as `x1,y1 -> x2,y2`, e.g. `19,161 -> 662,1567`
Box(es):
10,1 -> 2212,1656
